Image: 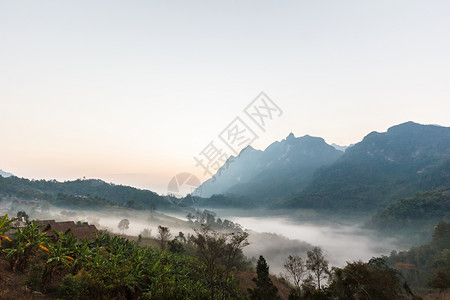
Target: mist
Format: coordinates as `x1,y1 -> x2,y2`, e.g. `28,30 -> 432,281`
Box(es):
4,198 -> 401,277
220,212 -> 400,275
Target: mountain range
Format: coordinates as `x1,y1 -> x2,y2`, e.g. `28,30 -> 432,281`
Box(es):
2,121 -> 449,215
196,122 -> 450,211
197,133 -> 344,205
286,122 -> 450,210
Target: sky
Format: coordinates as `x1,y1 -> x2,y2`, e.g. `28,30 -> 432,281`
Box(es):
1,0 -> 450,195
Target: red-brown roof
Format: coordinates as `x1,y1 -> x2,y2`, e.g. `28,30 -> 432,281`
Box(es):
35,220 -> 98,240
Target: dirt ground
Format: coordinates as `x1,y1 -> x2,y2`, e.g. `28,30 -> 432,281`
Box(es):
0,257 -> 51,300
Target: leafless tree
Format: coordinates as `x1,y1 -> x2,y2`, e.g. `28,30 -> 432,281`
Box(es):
284,255 -> 307,296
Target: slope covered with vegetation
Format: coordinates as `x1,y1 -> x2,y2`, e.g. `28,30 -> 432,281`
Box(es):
286,122 -> 450,211
0,176 -> 176,211
369,189 -> 450,244
0,214 -> 251,299
382,221 -> 450,294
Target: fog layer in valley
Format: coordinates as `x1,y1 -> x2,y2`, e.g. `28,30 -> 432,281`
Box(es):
5,199 -> 401,276
222,212 -> 400,274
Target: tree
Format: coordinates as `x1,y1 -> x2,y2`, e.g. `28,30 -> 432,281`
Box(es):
4,221 -> 50,271
328,258 -> 407,299
428,271 -> 450,292
168,239 -> 184,253
125,200 -> 136,209
224,231 -> 249,272
248,255 -> 279,300
192,225 -> 227,299
284,255 -> 306,297
306,247 -> 330,290
186,213 -> 194,222
176,231 -> 186,243
190,225 -> 250,299
17,210 -> 29,222
140,228 -> 152,238
157,225 -> 171,250
118,219 -> 130,234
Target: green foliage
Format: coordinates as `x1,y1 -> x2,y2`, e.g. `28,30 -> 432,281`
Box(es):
2,222 -> 247,299
17,210 -> 29,222
56,272 -> 90,300
26,263 -> 45,291
383,222 -> 450,293
248,255 -> 280,300
3,221 -> 50,271
168,239 -> 185,254
427,271 -> 450,292
370,190 -> 450,244
328,258 -> 407,299
0,214 -> 15,248
287,122 -> 450,211
191,225 -> 249,299
0,175 -> 174,210
187,209 -> 244,232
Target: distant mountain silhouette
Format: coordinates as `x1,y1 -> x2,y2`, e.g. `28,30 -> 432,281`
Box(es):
197,133 -> 344,206
285,122 -> 450,210
331,143 -> 350,152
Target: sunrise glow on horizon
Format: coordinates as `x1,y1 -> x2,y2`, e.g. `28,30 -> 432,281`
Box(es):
1,1 -> 450,194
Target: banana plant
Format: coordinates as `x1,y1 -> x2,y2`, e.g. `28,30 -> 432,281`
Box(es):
0,214 -> 15,248
42,231 -> 76,285
3,221 -> 50,271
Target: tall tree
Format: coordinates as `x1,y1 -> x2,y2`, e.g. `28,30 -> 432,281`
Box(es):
192,225 -> 227,299
284,255 -> 306,297
248,255 -> 279,300
224,231 -> 249,272
306,247 -> 330,290
157,225 -> 172,250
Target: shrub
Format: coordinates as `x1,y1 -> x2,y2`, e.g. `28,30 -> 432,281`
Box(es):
25,263 -> 45,291
56,272 -> 90,300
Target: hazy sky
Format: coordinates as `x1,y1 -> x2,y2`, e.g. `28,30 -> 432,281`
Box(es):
1,1 -> 449,194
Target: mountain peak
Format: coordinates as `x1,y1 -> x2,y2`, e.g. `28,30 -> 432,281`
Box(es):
286,132 -> 295,140
237,145 -> 259,157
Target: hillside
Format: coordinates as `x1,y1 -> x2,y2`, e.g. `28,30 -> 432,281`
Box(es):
369,189 -> 450,245
285,122 -> 450,210
197,133 -> 343,207
0,176 -> 177,211
382,221 -> 450,293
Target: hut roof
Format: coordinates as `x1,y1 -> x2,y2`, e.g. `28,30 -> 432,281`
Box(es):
35,220 -> 98,240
